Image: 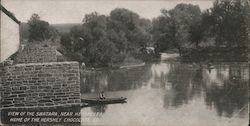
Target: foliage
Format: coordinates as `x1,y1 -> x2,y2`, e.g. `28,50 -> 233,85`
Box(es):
209,0 -> 249,47
27,1 -> 249,64
28,14 -> 58,42
152,15 -> 175,52
61,9 -> 152,67
152,0 -> 249,60
152,4 -> 202,55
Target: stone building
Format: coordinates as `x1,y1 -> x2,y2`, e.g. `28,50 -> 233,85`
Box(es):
0,4 -> 81,110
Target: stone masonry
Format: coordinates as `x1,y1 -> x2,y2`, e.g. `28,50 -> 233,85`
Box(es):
14,45 -> 57,63
0,62 -> 81,108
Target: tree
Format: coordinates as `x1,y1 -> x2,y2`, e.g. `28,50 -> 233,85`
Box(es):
60,12 -> 121,66
109,8 -> 151,50
189,15 -> 203,48
60,32 -> 73,51
152,15 -> 176,53
169,4 -> 201,52
28,14 -> 57,42
61,9 -> 152,67
152,4 -> 202,54
210,0 -> 249,48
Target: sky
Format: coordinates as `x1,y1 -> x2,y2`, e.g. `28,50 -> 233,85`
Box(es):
2,0 -> 214,24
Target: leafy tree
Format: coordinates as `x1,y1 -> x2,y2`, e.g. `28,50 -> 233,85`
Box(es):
60,32 -> 73,51
152,14 -> 176,53
152,4 -> 201,54
28,14 -> 57,42
189,15 -> 203,48
169,4 -> 201,52
61,9 -> 152,67
209,0 -> 249,48
109,8 -> 151,50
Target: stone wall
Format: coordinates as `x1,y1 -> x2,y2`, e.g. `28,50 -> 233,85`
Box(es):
0,62 -> 81,108
14,45 -> 57,63
0,66 -> 4,104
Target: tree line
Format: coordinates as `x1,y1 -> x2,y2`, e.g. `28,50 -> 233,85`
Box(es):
60,9 -> 152,67
26,0 -> 250,66
152,0 -> 249,57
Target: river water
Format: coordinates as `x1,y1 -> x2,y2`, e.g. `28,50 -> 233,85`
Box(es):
80,59 -> 249,126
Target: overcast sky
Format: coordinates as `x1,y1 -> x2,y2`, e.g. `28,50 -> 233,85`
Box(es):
2,0 -> 214,24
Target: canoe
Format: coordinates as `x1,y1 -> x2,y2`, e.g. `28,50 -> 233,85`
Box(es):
81,97 -> 127,104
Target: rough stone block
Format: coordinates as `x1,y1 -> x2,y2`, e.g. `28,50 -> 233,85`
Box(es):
0,62 -> 81,108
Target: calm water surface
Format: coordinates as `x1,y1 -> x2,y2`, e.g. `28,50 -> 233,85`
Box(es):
80,61 -> 249,126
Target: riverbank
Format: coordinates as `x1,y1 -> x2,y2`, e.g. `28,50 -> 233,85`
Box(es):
160,53 -> 180,61
119,62 -> 145,69
180,47 -> 248,62
82,55 -> 146,70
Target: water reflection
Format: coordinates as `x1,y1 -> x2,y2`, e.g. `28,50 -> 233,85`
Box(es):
81,66 -> 152,93
165,63 -> 197,107
205,64 -> 248,117
91,105 -> 108,116
80,62 -> 249,125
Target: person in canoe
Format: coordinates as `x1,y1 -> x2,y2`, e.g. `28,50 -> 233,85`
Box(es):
99,91 -> 106,99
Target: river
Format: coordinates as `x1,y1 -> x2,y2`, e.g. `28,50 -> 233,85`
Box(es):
80,57 -> 249,126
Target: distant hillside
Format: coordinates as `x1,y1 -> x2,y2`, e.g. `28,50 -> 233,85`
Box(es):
20,23 -> 82,40
52,23 -> 82,33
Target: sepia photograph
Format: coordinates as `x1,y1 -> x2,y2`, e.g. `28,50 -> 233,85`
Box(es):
0,0 -> 249,126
